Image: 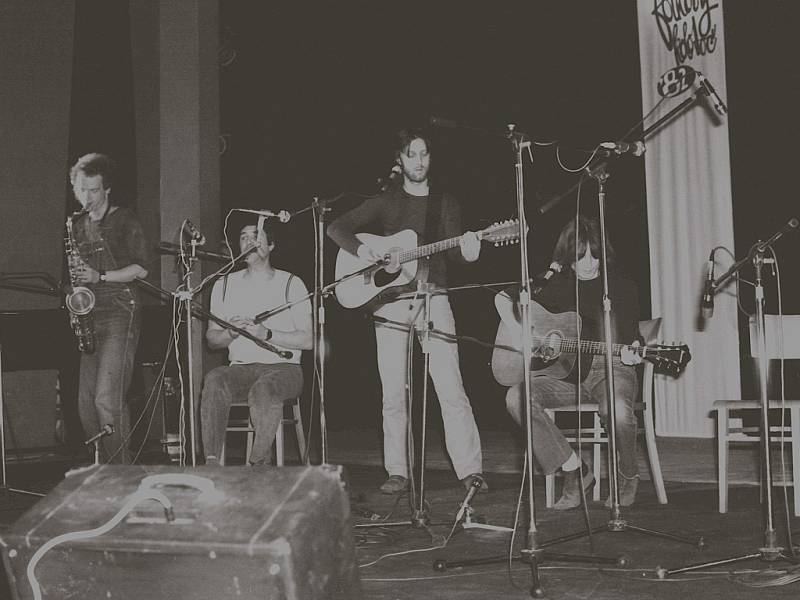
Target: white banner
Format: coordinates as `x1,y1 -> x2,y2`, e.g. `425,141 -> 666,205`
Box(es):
637,0 -> 741,437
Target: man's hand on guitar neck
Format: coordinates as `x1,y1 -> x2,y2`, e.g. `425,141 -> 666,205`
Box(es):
459,231 -> 481,262
621,340 -> 643,366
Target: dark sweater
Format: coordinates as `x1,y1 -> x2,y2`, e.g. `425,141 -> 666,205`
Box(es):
74,206 -> 149,306
535,270 -> 641,345
327,187 -> 464,289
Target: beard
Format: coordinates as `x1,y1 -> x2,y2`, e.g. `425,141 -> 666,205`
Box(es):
402,164 -> 429,183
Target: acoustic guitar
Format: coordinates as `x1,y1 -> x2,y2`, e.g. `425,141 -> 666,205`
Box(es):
334,220 -> 520,309
491,292 -> 691,386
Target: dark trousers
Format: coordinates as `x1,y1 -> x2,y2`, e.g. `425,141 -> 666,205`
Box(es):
78,297 -> 141,464
200,363 -> 303,465
505,356 -> 639,477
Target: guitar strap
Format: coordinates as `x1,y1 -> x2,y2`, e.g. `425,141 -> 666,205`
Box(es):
419,191 -> 444,285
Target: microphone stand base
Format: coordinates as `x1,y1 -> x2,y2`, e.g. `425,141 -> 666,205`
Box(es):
543,515 -> 705,552
0,485 -> 45,499
656,546 -> 799,579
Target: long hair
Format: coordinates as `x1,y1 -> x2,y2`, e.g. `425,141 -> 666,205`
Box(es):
551,215 -> 616,269
395,127 -> 432,159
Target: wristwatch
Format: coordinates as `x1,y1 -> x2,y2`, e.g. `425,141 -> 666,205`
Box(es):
98,270 -> 107,283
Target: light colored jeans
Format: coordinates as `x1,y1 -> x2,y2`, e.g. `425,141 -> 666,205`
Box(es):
505,356 -> 638,477
374,294 -> 482,480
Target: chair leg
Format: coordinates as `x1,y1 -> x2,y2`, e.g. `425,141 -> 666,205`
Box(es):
292,400 -> 307,465
275,417 -> 285,467
791,406 -> 800,518
544,409 -> 555,507
245,429 -> 254,465
717,407 -> 729,514
592,413 -> 601,502
643,400 -> 668,504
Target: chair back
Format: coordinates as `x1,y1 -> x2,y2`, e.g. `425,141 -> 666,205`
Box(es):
748,315 -> 800,359
639,317 -> 662,346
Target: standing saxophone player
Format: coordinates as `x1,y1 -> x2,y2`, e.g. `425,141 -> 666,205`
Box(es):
69,153 -> 148,464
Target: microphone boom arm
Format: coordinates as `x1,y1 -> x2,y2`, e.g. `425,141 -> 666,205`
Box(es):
133,278 -> 291,359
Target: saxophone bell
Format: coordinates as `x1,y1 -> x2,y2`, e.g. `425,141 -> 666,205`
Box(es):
67,286 -> 95,316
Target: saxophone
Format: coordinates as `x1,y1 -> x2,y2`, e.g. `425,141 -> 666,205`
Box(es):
65,212 -> 96,353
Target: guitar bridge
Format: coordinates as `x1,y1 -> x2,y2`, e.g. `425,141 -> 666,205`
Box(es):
533,332 -> 563,363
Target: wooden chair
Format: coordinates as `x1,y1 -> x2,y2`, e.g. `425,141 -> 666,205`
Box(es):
712,315 -> 800,517
221,397 -> 307,466
544,318 -> 668,507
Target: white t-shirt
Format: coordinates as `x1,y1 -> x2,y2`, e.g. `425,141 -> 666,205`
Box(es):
209,269 -> 310,365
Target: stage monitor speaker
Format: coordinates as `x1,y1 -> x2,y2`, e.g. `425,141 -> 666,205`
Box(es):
1,369 -> 60,452
0,464 -> 361,600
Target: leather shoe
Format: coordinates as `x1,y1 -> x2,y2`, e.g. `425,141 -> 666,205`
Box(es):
461,473 -> 488,492
554,462 -> 594,510
379,475 -> 408,494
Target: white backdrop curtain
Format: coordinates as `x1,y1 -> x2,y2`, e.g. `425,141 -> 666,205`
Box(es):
637,0 -> 741,437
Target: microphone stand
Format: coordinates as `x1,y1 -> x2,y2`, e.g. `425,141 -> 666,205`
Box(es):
539,164 -> 702,554
135,246 -> 290,466
658,224 -> 800,577
426,120 -> 621,595
539,76 -> 734,557
313,197 -> 331,463
350,284 -> 447,544
84,424 -> 114,466
244,196 -> 350,464
183,239 -> 200,466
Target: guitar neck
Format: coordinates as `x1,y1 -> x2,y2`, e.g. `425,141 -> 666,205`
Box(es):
399,235 -> 462,264
543,337 -> 642,358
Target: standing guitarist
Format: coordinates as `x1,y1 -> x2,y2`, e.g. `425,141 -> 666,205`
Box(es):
503,216 -> 643,508
327,127 -> 485,494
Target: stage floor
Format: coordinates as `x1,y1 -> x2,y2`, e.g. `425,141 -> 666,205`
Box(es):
0,429 -> 798,599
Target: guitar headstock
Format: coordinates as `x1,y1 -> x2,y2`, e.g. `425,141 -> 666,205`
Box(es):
480,219 -> 524,246
644,343 -> 692,375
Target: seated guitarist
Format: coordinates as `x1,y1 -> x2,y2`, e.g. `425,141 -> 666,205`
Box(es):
327,127 -> 485,494
504,216 -> 643,508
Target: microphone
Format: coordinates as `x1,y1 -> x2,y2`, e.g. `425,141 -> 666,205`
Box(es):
756,217 -> 800,253
532,262 -> 562,296
183,220 -> 206,245
599,140 -> 646,157
454,474 -> 484,522
700,250 -> 716,319
429,115 -> 459,128
84,424 -> 114,446
379,165 -> 402,191
696,72 -> 728,116
237,208 -> 291,223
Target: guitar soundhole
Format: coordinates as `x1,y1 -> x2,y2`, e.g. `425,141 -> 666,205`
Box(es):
373,268 -> 402,288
